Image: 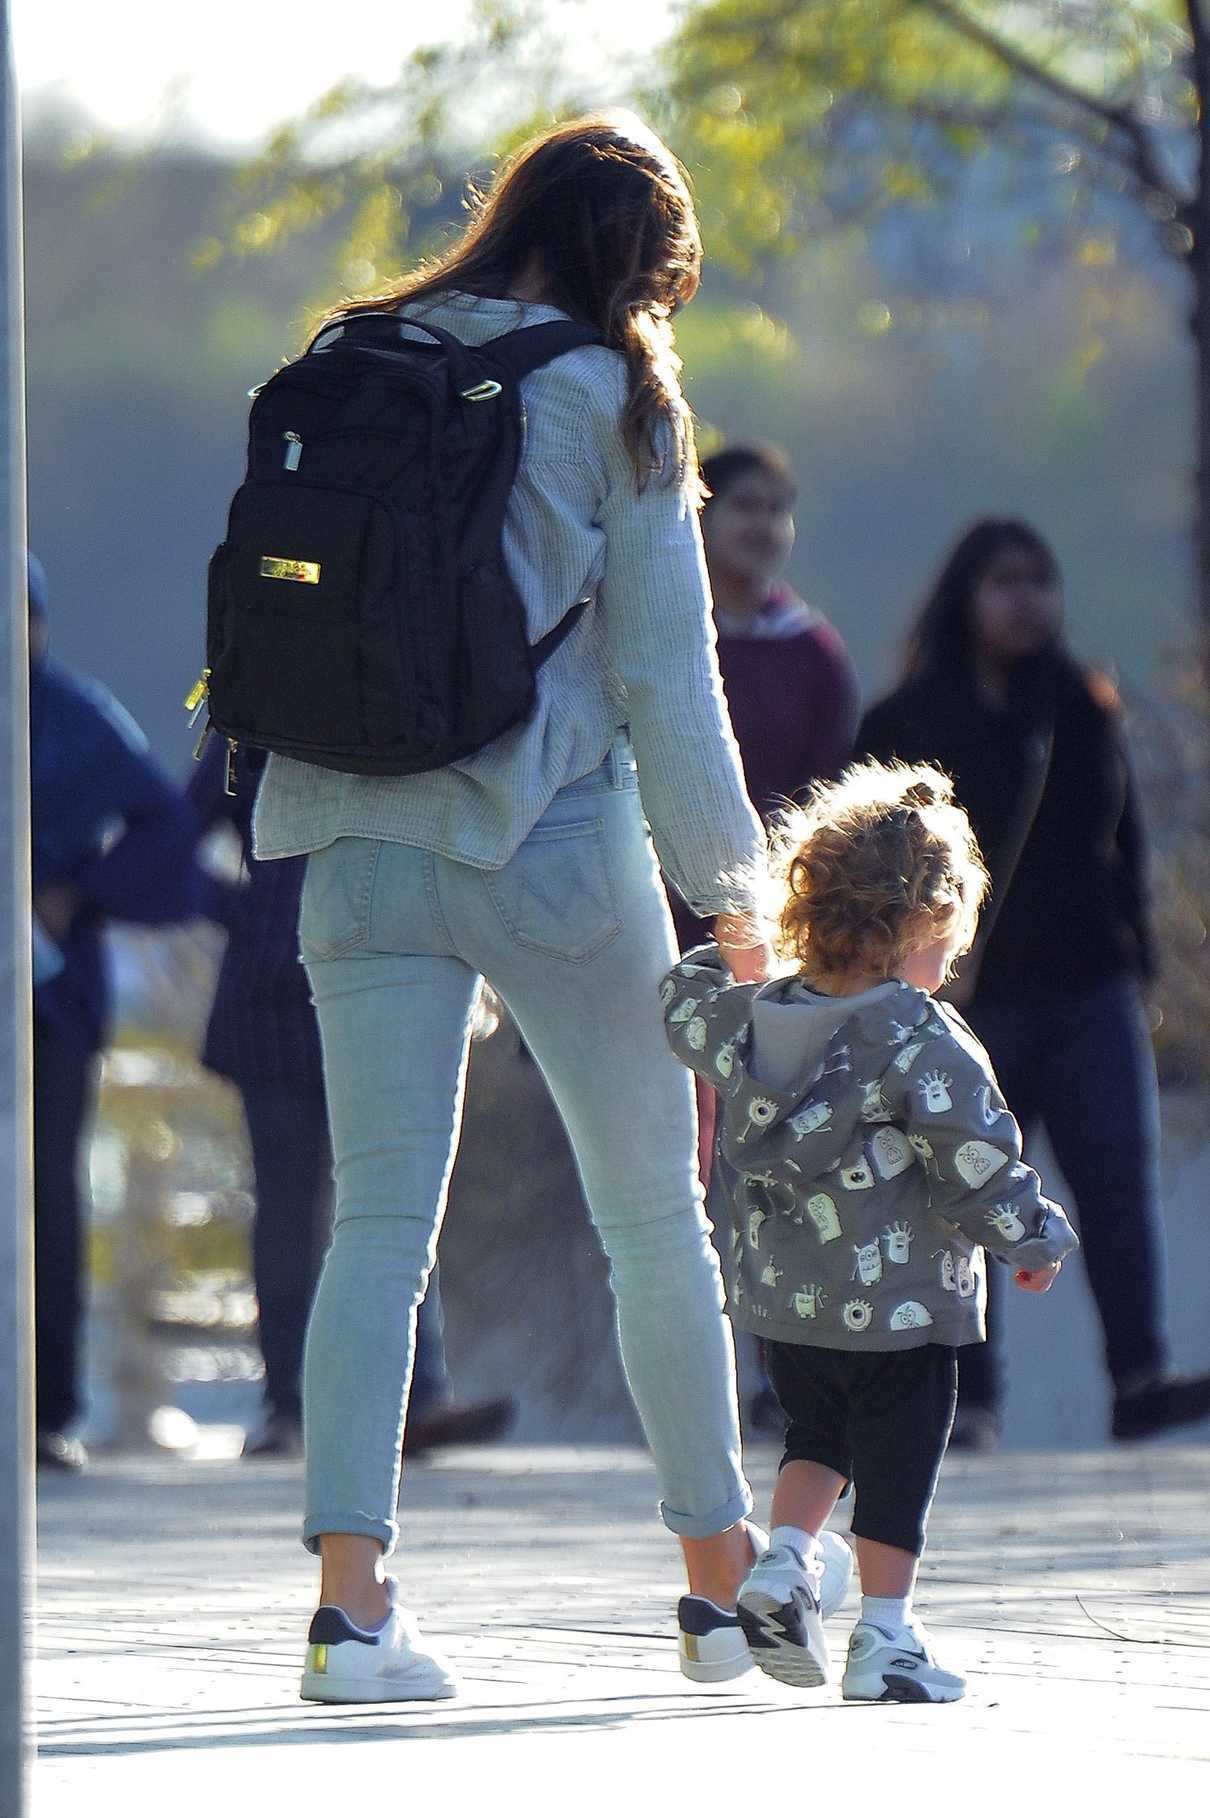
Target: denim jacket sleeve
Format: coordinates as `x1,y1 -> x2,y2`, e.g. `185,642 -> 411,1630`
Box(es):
585,380 -> 764,917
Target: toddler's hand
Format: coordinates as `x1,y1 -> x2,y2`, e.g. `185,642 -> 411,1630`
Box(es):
1014,1261 -> 1062,1294
714,913 -> 773,984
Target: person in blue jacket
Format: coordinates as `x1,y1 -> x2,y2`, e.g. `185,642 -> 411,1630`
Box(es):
29,556 -> 205,1471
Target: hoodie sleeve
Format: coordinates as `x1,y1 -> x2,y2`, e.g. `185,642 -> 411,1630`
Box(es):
661,944 -> 757,1090
883,1014 -> 1079,1269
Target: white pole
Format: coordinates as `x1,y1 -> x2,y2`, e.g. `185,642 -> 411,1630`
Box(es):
0,0 -> 33,1808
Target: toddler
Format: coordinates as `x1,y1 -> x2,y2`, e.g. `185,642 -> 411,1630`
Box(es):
662,760 -> 1078,1702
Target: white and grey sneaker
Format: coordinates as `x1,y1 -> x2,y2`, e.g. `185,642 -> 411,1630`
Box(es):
300,1577 -> 457,1703
841,1620 -> 966,1704
677,1523 -> 769,1683
734,1529 -> 856,1687
735,1540 -> 831,1687
817,1529 -> 856,1619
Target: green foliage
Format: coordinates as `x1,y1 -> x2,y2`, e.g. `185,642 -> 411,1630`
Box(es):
670,1 -> 1197,270
198,0 -> 643,313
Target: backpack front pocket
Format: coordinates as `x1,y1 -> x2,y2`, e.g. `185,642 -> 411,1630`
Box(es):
210,481 -> 404,749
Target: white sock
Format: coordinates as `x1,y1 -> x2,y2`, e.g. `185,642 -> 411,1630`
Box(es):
861,1593 -> 912,1635
770,1524 -> 817,1564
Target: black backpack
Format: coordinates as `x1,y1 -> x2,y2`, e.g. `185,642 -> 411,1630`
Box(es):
187,310 -> 603,789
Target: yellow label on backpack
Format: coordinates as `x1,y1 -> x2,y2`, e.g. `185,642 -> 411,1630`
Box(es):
260,556 -> 321,584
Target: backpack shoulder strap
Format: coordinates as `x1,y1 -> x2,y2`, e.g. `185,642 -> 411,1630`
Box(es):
481,321 -> 604,380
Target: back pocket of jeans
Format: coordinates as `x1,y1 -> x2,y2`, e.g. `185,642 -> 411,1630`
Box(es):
298,839 -> 380,960
485,817 -> 621,962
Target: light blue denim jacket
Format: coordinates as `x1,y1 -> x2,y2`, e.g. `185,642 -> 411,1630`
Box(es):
253,290 -> 764,917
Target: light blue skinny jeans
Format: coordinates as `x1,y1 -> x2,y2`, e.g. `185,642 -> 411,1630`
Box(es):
297,739 -> 752,1554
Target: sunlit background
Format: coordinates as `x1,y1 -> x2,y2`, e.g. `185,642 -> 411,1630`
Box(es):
14,0 -> 675,147
14,0 -> 1210,1455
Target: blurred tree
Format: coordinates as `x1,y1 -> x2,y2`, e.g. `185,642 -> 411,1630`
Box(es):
669,1 -> 1210,632
195,0 -> 639,332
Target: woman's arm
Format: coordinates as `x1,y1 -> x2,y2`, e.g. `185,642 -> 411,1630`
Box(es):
586,385 -> 764,917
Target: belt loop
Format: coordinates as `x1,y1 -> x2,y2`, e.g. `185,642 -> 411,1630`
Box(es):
608,734 -> 633,789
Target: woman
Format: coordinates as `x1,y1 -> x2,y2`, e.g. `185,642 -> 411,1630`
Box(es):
859,519 -> 1210,1449
253,113 -> 774,1701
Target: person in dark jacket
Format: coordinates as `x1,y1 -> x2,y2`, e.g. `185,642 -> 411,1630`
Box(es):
188,739 -> 514,1458
858,518 -> 1210,1448
29,556 -> 204,1471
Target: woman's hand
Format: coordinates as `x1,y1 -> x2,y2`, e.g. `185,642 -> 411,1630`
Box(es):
714,912 -> 773,985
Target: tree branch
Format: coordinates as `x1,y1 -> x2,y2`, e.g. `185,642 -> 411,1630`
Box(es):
916,0 -> 1190,209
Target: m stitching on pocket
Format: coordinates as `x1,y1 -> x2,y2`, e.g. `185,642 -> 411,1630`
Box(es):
299,840 -> 380,960
485,816 -> 622,962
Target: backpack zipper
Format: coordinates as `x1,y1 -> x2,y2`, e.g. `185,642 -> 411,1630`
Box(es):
283,430 -> 303,471
225,738 -> 239,796
184,667 -> 211,726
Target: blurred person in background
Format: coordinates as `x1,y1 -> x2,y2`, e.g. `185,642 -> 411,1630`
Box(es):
29,554 -> 203,1472
671,443 -> 858,964
858,518 -> 1210,1449
670,444 -> 859,1432
189,738 -> 515,1459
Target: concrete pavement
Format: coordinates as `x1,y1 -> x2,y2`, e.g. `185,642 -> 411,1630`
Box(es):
33,1438 -> 1210,1813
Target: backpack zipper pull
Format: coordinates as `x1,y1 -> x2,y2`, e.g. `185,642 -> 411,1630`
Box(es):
184,667 -> 211,726
192,718 -> 213,762
283,430 -> 303,471
225,738 -> 238,796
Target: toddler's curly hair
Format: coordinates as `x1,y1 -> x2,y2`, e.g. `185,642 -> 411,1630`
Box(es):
765,760 -> 989,984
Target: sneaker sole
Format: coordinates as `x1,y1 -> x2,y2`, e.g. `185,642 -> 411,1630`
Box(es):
300,1667 -> 457,1703
735,1593 -> 828,1689
843,1671 -> 965,1704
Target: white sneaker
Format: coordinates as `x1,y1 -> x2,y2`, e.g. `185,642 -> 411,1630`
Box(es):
841,1620 -> 966,1703
736,1541 -> 830,1687
817,1529 -> 856,1618
300,1577 -> 457,1703
677,1525 -> 854,1685
677,1523 -> 768,1683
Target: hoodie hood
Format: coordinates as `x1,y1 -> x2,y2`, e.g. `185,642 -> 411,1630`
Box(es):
712,973 -> 935,1175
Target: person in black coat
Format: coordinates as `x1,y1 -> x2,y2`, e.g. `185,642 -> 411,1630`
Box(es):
29,557 -> 205,1470
858,518 -> 1210,1448
189,740 -> 513,1457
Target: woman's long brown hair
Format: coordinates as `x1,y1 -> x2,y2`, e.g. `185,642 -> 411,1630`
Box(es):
320,112 -> 703,492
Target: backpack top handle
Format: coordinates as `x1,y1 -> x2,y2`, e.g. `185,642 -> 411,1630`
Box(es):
306,311 -> 483,397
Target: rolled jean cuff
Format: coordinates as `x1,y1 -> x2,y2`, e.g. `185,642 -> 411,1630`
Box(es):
302,1509 -> 398,1558
660,1484 -> 752,1540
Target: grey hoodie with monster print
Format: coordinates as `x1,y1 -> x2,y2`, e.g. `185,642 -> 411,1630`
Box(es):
662,946 -> 1078,1352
